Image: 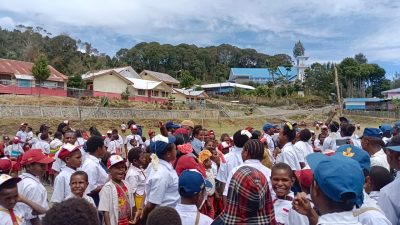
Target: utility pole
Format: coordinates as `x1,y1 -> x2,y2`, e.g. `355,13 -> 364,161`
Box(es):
334,64 -> 342,116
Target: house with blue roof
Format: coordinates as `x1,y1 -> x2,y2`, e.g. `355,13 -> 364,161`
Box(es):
228,67 -> 298,84
343,98 -> 384,110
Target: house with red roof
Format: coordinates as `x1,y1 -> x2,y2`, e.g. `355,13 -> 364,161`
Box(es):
0,58 -> 68,97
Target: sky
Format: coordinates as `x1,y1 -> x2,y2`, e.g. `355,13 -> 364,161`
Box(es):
0,0 -> 399,78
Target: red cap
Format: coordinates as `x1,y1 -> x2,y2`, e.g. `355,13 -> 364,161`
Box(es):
0,158 -> 12,172
295,169 -> 313,189
245,126 -> 253,131
174,128 -> 189,135
21,149 -> 54,166
175,155 -> 206,177
58,144 -> 81,161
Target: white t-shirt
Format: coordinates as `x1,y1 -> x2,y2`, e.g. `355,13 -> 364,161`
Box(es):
51,166 -> 77,203
32,140 -> 50,154
107,140 -> 122,155
81,154 -> 109,192
17,173 -> 49,225
125,165 -> 146,196
0,205 -> 29,225
317,211 -> 362,225
294,141 -> 313,164
263,133 -> 275,153
216,146 -> 243,184
16,130 -> 27,143
175,204 -> 213,225
370,149 -> 390,171
125,134 -> 144,150
356,190 -> 391,225
145,159 -> 180,207
276,142 -> 301,170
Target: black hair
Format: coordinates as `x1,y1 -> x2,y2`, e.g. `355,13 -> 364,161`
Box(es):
174,134 -> 190,146
85,136 -> 104,153
40,133 -> 49,141
243,139 -> 264,161
146,206 -> 182,225
369,166 -> 394,191
364,136 -> 384,148
54,131 -> 63,140
388,134 -> 400,146
272,162 -> 294,178
329,121 -> 340,133
42,198 -> 99,225
299,129 -> 312,142
341,124 -> 356,137
111,134 -> 119,141
57,123 -> 68,134
112,128 -> 118,134
0,179 -> 18,192
282,124 -> 296,142
75,130 -> 83,138
192,125 -> 203,138
251,130 -> 262,140
89,126 -> 102,137
233,130 -> 250,148
39,124 -> 48,133
158,143 -> 176,159
70,171 -> 88,182
127,120 -> 136,129
128,147 -> 142,163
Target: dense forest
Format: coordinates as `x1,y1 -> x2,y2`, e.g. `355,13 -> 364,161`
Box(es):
0,25 -> 292,85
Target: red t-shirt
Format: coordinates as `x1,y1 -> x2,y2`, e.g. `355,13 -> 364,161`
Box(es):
116,183 -> 130,225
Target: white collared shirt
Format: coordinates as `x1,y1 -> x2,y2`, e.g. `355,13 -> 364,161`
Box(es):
222,159 -> 272,197
125,134 -> 144,150
32,140 -> 50,154
125,165 -> 146,196
49,138 -> 62,150
263,133 -> 275,153
356,190 -> 391,225
16,130 -> 27,143
322,132 -> 337,151
17,173 -> 48,225
371,149 -> 390,171
0,205 -> 28,225
107,140 -> 122,155
294,141 -> 314,164
175,204 -> 213,225
369,191 -> 379,203
81,154 -> 109,192
318,211 -> 362,225
66,193 -> 96,209
273,192 -> 294,225
145,159 -> 180,207
378,177 -> 400,225
288,194 -> 312,225
276,142 -> 301,170
51,166 -> 77,203
216,146 -> 243,184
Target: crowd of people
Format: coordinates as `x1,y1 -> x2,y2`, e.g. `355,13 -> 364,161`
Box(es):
0,112 -> 399,225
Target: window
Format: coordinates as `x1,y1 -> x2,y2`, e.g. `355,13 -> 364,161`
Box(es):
152,91 -> 159,97
138,89 -> 146,96
17,79 -> 31,87
162,91 -> 166,97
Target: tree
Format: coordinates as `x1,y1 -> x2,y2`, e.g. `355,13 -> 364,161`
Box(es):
67,74 -> 86,89
32,53 -> 50,97
354,53 -> 368,64
180,70 -> 195,88
293,41 -> 305,57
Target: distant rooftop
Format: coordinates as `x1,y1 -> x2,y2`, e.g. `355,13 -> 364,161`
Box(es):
141,70 -> 180,84
200,82 -> 255,90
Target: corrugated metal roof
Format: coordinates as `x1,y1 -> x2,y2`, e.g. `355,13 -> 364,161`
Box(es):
344,98 -> 383,102
173,88 -> 205,96
230,67 -> 298,81
141,70 -> 180,84
0,58 -> 68,82
15,74 -> 34,80
82,66 -> 140,80
382,88 -> 400,94
127,78 -> 163,90
200,82 -> 255,90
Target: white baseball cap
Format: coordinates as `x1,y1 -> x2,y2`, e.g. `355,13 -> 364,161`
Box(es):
0,174 -> 21,188
107,155 -> 125,169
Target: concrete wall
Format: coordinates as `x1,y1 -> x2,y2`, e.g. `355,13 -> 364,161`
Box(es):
0,105 -> 242,119
93,74 -> 128,93
0,85 -> 67,97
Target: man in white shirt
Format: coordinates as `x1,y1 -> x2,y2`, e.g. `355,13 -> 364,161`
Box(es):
276,123 -> 301,171
125,125 -> 144,152
294,129 -> 314,168
361,128 -> 390,171
81,136 -> 109,207
16,123 -> 28,145
379,145 -> 400,225
176,170 -> 213,225
367,166 -> 393,204
222,139 -> 272,198
322,121 -> 340,151
216,130 -> 251,197
262,123 -> 277,155
32,133 -> 51,155
17,149 -> 54,225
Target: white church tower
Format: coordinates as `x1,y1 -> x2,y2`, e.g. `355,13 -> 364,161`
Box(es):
296,55 -> 308,82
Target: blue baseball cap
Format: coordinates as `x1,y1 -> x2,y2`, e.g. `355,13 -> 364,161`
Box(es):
386,145 -> 400,153
306,153 -> 364,208
336,144 -> 371,172
379,124 -> 393,134
165,121 -> 180,129
394,121 -> 400,129
179,170 -> 212,197
263,123 -> 277,132
150,134 -> 176,158
361,128 -> 382,139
